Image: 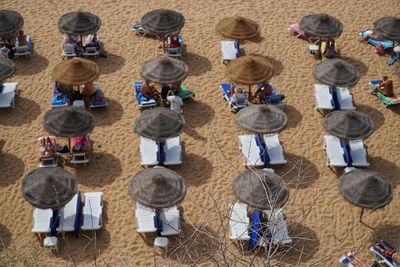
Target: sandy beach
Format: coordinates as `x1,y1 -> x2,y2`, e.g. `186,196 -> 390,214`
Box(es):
0,0 -> 400,266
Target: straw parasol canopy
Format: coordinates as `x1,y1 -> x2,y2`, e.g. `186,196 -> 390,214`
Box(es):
43,106 -> 95,137
373,17 -> 400,42
236,104 -> 288,133
313,59 -> 359,87
216,16 -> 260,40
52,58 -> 100,86
129,167 -> 186,209
0,10 -> 23,36
134,107 -> 185,141
141,9 -> 185,36
299,13 -> 343,39
22,167 -> 77,209
226,55 -> 273,85
0,59 -> 15,81
233,169 -> 288,210
340,169 -> 393,209
58,11 -> 101,35
140,57 -> 188,84
324,110 -> 373,140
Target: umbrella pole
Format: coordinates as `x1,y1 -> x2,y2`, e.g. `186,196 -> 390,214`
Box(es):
359,207 -> 364,222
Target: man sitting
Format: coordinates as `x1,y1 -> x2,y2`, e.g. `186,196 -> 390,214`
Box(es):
84,33 -> 100,51
16,30 -> 27,46
371,76 -> 394,97
141,80 -> 158,101
255,82 -> 285,104
72,135 -> 90,153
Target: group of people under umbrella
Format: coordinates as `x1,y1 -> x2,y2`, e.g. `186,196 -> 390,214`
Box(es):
0,9 -> 31,60
59,11 -> 102,58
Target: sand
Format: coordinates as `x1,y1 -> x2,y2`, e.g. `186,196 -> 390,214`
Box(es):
0,0 -> 399,266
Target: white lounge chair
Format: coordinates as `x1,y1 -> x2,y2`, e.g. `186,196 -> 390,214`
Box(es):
56,193 -> 79,232
139,136 -> 159,166
238,135 -> 264,167
220,40 -> 240,64
336,87 -> 355,110
83,46 -> 100,58
13,35 -> 32,58
229,203 -> 250,241
165,47 -> 183,59
139,136 -> 182,166
135,203 -> 157,233
61,43 -> 77,58
323,135 -> 347,167
263,134 -> 287,164
314,84 -> 333,111
159,206 -> 181,236
163,136 -> 182,165
32,208 -> 53,233
264,208 -> 292,245
81,192 -> 103,230
0,82 -> 18,109
348,140 -> 369,167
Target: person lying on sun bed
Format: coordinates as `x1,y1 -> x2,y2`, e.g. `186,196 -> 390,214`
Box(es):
255,82 -> 285,104
17,30 -> 27,46
84,33 -> 100,51
374,242 -> 400,264
39,137 -> 56,158
141,80 -> 159,100
371,76 -> 394,97
229,86 -> 246,106
72,135 -> 90,153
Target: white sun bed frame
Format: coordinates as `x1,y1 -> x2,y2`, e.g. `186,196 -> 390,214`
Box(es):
228,203 -> 250,241
81,192 -> 103,230
159,206 -> 181,236
56,193 -> 79,232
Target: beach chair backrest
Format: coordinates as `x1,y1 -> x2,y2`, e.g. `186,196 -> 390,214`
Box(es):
63,43 -> 75,54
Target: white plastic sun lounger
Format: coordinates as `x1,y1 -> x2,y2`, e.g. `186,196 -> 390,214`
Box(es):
61,43 -> 77,58
163,136 -> 182,165
314,84 -> 333,110
159,206 -> 181,236
57,193 -> 79,232
32,208 -> 53,233
81,192 -> 103,230
348,140 -> 369,167
139,136 -> 159,166
140,136 -> 182,166
238,135 -> 264,167
264,208 -> 292,245
0,82 -> 18,109
263,134 -> 287,165
220,40 -> 240,64
135,203 -> 157,233
336,87 -> 355,110
229,203 -> 250,241
323,135 -> 347,167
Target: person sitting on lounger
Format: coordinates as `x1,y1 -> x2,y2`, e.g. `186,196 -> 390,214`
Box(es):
255,82 -> 285,104
17,30 -> 27,46
371,76 -> 394,97
39,137 -> 56,158
72,135 -> 89,153
322,40 -> 338,58
141,80 -> 158,100
84,33 -> 100,51
229,86 -> 246,107
84,81 -> 105,103
168,35 -> 181,48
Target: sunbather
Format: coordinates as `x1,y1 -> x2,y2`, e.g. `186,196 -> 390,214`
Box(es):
230,87 -> 246,109
374,242 -> 400,264
84,81 -> 105,103
141,80 -> 158,100
322,40 -> 338,59
255,82 -> 285,104
167,35 -> 181,48
17,30 -> 27,46
371,76 -> 394,97
84,33 -> 100,51
72,135 -> 90,153
39,137 -> 56,158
